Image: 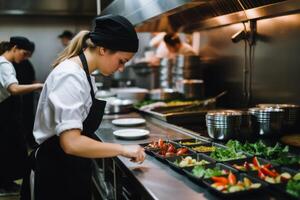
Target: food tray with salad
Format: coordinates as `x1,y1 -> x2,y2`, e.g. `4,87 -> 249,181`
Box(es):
207,146 -> 248,162
173,138 -> 209,147
147,142 -> 194,162
165,154 -> 214,173
223,156 -> 277,173
183,163 -> 238,185
202,172 -> 267,198
273,169 -> 300,199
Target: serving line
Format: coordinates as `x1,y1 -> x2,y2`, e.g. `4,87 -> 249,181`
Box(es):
93,112 -> 274,200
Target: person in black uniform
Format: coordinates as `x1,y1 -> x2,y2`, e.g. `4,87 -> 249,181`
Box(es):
13,41 -> 38,149
20,15 -> 146,200
0,37 -> 43,196
58,30 -> 74,47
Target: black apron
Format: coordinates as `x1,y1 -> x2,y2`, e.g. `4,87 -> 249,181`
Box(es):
21,53 -> 106,200
0,94 -> 28,183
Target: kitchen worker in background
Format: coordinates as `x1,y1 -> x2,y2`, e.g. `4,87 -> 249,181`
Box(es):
148,32 -> 196,66
163,32 -> 197,58
0,37 -> 43,196
58,30 -> 74,47
13,41 -> 38,149
20,14 -> 145,200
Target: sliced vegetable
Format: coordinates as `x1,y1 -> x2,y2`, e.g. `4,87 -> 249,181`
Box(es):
228,172 -> 237,185
211,176 -> 228,185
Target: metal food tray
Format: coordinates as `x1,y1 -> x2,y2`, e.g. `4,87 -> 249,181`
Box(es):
137,108 -> 209,124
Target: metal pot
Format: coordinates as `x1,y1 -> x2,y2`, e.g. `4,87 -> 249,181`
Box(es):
103,98 -> 133,114
111,87 -> 149,104
206,110 -> 243,140
249,107 -> 285,137
256,104 -> 300,132
175,79 -> 204,99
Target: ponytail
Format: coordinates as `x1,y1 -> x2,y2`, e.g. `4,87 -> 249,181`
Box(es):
0,41 -> 14,55
52,30 -> 96,67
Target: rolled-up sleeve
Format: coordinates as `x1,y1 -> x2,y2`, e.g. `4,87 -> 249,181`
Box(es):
0,62 -> 18,89
48,73 -> 89,136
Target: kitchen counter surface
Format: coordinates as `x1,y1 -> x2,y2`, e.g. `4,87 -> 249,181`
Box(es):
94,112 -> 281,200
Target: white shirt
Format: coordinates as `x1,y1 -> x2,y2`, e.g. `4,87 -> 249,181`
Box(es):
0,56 -> 18,103
33,59 -> 97,144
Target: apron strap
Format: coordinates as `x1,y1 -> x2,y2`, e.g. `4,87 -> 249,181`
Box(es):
79,53 -> 95,99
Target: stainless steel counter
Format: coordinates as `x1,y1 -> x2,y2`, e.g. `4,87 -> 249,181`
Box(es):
93,112 -> 275,200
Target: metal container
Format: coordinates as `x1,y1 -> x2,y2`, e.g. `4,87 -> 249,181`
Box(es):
160,58 -> 174,88
175,55 -> 201,69
149,88 -> 182,101
175,79 -> 204,99
104,98 -> 133,114
206,110 -> 243,140
249,107 -> 285,137
256,104 -> 300,132
111,87 -> 149,104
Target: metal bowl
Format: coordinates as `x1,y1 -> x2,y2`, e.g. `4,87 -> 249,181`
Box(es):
206,110 -> 243,140
249,107 -> 285,137
256,104 -> 300,132
104,98 -> 133,114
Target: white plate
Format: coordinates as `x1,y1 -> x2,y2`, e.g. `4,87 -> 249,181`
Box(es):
112,118 -> 146,126
113,129 -> 150,139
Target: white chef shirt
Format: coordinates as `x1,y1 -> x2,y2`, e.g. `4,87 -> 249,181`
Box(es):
0,56 -> 18,103
33,59 -> 97,144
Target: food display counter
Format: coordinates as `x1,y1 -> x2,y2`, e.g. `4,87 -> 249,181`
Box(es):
92,112 -> 300,200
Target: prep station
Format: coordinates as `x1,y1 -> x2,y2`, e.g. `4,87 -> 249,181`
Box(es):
91,109 -> 299,200
1,0 -> 300,199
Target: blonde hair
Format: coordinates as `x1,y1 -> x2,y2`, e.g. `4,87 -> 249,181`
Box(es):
52,30 -> 96,67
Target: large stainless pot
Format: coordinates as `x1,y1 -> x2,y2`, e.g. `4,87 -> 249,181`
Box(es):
249,107 -> 285,137
175,79 -> 204,99
206,110 -> 243,140
256,104 -> 300,132
103,97 -> 133,114
110,87 -> 149,104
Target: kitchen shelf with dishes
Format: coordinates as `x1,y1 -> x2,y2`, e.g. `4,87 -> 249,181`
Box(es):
140,138 -> 300,199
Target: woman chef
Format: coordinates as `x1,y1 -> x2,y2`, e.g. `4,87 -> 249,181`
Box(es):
20,15 -> 146,200
0,36 -> 43,194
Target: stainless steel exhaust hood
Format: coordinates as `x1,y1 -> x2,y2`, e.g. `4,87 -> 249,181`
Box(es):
102,0 -> 300,32
101,0 -> 205,32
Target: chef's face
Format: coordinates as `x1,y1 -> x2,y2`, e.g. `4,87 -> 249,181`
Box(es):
13,47 -> 31,63
99,49 -> 134,76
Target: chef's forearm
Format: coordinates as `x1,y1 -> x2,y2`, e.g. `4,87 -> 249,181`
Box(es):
59,129 -> 124,158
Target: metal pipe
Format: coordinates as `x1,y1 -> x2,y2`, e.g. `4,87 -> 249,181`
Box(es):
96,0 -> 101,15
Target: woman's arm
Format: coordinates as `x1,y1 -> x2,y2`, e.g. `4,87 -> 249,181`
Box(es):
59,129 -> 145,162
8,82 -> 43,95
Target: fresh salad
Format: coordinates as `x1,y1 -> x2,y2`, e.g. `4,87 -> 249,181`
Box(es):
174,156 -> 210,168
192,165 -> 229,179
146,139 -> 189,157
192,146 -> 216,153
286,173 -> 300,198
210,147 -> 246,162
210,172 -> 262,193
226,140 -> 289,158
232,157 -> 273,172
179,140 -> 203,146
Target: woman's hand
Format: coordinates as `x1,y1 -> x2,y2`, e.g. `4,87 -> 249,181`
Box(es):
121,145 -> 146,163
